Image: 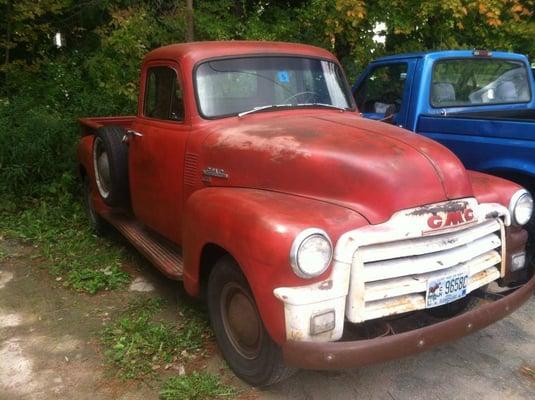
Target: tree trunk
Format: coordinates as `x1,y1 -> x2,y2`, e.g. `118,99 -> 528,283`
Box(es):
4,0 -> 12,66
185,0 -> 194,42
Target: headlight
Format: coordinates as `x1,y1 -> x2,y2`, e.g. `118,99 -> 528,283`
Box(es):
290,228 -> 333,279
509,189 -> 533,226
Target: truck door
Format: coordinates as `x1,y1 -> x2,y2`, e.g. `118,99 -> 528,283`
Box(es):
127,62 -> 190,244
353,60 -> 416,128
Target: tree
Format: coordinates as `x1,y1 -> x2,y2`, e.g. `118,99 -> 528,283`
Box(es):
369,0 -> 535,57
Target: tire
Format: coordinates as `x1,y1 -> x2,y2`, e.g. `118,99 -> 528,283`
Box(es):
92,126 -> 129,207
207,256 -> 295,387
83,176 -> 109,236
426,295 -> 472,318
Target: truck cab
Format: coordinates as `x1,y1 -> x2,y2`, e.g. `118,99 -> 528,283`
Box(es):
353,50 -> 535,190
78,43 -> 535,386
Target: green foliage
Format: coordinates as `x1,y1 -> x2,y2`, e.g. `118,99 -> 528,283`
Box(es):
160,372 -> 237,400
0,0 -> 533,198
371,0 -> 535,55
101,297 -> 210,379
0,181 -> 130,294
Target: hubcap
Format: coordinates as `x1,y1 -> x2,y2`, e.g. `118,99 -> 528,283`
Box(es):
93,137 -> 111,198
220,283 -> 262,359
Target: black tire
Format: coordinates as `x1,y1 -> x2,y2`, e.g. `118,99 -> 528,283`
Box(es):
92,126 -> 129,207
426,295 -> 472,318
83,176 -> 109,236
207,256 -> 295,387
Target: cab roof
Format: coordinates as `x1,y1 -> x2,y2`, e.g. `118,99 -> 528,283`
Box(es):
373,50 -> 528,63
144,41 -> 338,65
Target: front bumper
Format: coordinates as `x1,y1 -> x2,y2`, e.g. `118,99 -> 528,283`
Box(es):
274,200 -> 516,342
282,273 -> 535,370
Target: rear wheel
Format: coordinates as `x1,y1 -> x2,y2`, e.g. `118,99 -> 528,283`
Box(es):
207,256 -> 295,386
83,176 -> 109,236
93,126 -> 129,207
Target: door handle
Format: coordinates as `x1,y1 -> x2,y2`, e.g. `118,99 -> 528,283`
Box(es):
123,129 -> 143,143
127,129 -> 143,137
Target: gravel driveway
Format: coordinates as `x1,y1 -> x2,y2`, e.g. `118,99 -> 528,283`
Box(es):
1,238 -> 533,400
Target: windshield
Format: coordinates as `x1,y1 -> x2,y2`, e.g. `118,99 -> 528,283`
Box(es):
195,56 -> 354,118
431,58 -> 531,108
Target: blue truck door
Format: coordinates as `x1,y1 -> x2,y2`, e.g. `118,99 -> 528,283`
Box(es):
353,59 -> 417,128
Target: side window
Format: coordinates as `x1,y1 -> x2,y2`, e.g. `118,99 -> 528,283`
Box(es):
355,63 -> 408,116
144,66 -> 184,121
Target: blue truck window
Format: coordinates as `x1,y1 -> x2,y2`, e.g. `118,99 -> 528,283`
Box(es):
431,59 -> 531,108
355,63 -> 408,118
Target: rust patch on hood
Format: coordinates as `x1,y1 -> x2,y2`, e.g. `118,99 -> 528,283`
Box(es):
210,125 -> 312,162
408,200 -> 470,216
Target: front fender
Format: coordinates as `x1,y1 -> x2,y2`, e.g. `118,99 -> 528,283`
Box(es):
468,170 -> 524,207
181,187 -> 368,344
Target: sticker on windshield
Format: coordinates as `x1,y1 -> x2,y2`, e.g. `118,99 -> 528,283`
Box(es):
277,70 -> 290,83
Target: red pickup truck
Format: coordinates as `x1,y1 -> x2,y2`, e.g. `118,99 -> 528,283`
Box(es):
77,41 -> 535,386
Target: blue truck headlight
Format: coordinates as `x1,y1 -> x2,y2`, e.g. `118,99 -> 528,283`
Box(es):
509,189 -> 533,226
290,228 -> 332,278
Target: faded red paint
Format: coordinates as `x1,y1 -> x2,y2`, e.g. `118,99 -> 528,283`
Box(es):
76,41 -> 525,345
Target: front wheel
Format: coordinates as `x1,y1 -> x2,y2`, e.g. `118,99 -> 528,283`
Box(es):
207,256 -> 294,386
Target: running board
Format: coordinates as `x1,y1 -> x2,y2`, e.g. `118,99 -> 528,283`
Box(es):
102,212 -> 183,280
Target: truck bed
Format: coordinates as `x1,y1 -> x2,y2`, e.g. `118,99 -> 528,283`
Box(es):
417,112 -> 535,142
416,113 -> 535,175
78,115 -> 184,280
79,115 -> 135,136
450,109 -> 535,122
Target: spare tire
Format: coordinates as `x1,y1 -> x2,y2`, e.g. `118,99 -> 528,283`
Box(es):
92,126 -> 129,207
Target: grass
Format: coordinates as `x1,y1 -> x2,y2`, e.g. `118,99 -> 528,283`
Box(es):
101,297 -> 211,380
160,372 -> 237,400
0,177 -> 130,294
0,247 -> 7,262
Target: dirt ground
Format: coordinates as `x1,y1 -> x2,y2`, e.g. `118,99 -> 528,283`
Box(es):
1,237 -> 534,400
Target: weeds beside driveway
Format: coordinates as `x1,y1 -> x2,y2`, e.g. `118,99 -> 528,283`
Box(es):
0,191 -> 129,294
0,194 -> 245,399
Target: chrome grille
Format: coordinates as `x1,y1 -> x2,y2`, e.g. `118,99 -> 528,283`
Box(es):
346,219 -> 503,323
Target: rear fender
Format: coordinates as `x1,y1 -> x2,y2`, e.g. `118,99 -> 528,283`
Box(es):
77,135 -> 94,180
182,187 -> 367,343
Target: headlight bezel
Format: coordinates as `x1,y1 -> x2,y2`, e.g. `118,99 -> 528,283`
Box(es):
289,228 -> 333,279
508,189 -> 534,226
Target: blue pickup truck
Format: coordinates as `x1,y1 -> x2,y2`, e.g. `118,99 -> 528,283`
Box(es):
353,50 -> 535,193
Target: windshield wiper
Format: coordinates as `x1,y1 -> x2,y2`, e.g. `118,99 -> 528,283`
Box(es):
238,104 -> 292,118
296,103 -> 348,111
238,103 -> 347,118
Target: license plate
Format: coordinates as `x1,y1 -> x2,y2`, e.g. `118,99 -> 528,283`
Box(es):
426,269 -> 469,308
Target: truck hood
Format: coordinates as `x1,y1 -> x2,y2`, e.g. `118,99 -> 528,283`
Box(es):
201,111 -> 473,224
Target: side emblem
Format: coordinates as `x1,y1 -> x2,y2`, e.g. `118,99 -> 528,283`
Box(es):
202,167 -> 229,179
